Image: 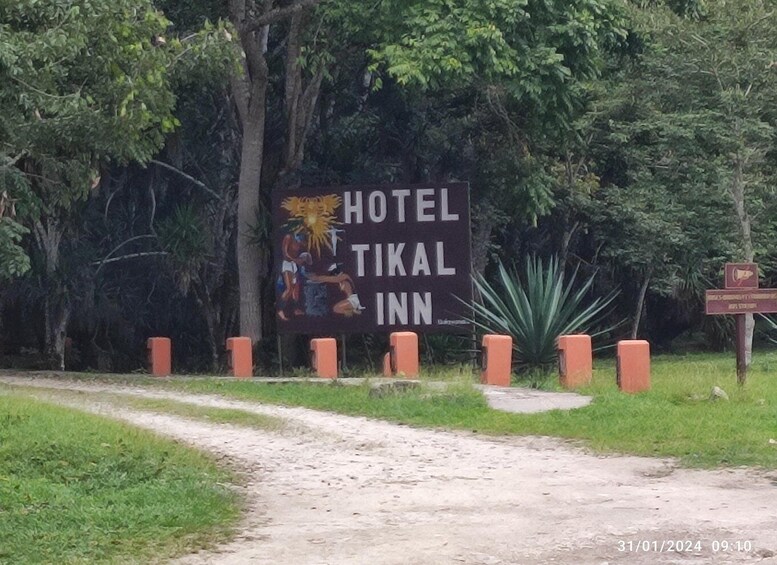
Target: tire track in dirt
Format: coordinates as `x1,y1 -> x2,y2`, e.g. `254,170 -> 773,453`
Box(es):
2,376 -> 776,565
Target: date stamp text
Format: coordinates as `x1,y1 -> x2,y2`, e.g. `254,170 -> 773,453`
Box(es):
616,540 -> 753,553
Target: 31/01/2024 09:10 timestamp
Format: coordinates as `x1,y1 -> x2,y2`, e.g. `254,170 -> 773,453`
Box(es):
617,540 -> 753,553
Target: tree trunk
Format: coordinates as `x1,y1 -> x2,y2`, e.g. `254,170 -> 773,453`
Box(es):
236,116 -> 266,343
559,221 -> 579,271
631,268 -> 652,340
212,194 -> 236,370
273,12 -> 327,367
230,1 -> 324,350
278,12 -> 325,186
471,205 -> 496,278
193,281 -> 219,372
230,11 -> 270,345
33,216 -> 69,370
729,146 -> 754,366
44,293 -> 70,370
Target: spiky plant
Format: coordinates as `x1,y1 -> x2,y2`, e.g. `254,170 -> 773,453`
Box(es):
471,256 -> 618,370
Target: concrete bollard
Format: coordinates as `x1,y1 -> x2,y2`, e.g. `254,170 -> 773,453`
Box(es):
557,334 -> 593,389
311,338 -> 338,379
147,337 -> 171,377
226,337 -> 253,378
388,332 -> 419,378
481,335 -> 512,387
617,340 -> 650,393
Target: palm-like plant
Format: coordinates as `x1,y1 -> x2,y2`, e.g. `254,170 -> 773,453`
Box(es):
470,256 -> 618,370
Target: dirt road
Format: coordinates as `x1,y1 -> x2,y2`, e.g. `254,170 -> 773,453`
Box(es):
2,376 -> 776,564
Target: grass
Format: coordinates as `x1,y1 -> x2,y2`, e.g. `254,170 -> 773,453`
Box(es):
0,391 -> 241,565
98,393 -> 286,432
145,351 -> 777,469
5,351 -> 777,469
4,386 -> 290,433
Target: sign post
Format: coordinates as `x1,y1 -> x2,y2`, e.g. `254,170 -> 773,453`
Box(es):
705,263 -> 776,384
735,314 -> 746,385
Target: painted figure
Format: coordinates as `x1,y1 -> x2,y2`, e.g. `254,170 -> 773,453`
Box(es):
309,264 -> 366,317
277,233 -> 311,321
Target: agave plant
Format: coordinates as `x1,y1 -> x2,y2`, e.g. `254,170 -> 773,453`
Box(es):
470,256 -> 618,370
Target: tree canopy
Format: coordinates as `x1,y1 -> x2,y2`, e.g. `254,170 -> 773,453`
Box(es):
2,0 -> 776,371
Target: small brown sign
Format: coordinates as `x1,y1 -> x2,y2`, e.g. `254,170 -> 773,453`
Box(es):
705,289 -> 777,315
724,263 -> 758,289
706,261 -> 771,385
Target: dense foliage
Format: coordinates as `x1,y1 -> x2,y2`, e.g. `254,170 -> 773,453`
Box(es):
2,0 -> 776,372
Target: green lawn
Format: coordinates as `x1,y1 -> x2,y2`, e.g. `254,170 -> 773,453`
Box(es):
0,393 -> 240,565
3,351 -> 776,471
147,351 -> 777,469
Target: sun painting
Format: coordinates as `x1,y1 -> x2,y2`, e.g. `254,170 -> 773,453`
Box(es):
281,194 -> 342,257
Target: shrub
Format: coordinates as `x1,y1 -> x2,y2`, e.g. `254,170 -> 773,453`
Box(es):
470,256 -> 617,371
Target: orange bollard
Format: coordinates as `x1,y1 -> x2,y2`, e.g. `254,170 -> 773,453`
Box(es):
481,335 -> 512,387
147,337 -> 171,377
557,334 -> 593,389
617,340 -> 650,393
226,337 -> 253,378
311,338 -> 338,379
389,332 -> 419,378
382,352 -> 392,377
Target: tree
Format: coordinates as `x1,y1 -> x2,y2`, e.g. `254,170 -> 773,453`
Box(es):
0,0 -> 632,371
226,0 -> 326,345
0,0 -> 217,368
594,1 -> 777,359
226,0 -> 627,347
0,168 -> 30,279
372,0 -> 628,284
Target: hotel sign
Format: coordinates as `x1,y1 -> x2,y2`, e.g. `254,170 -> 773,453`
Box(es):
272,183 -> 473,334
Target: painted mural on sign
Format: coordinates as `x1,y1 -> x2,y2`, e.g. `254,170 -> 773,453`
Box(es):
272,183 -> 472,334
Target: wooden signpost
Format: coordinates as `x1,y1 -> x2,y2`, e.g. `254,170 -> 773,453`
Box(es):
705,263 -> 777,384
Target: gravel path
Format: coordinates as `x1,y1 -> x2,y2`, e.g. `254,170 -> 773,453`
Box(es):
2,376 -> 776,565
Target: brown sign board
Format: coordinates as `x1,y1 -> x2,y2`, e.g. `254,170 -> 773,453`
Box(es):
707,261 -> 771,384
272,183 -> 473,334
705,289 -> 777,315
724,262 -> 758,289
